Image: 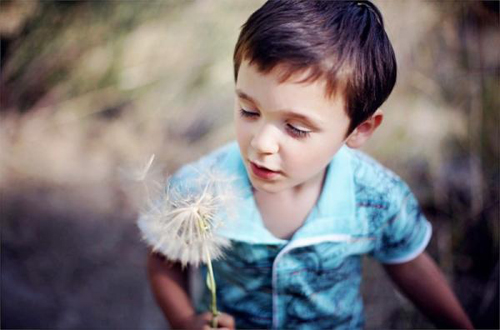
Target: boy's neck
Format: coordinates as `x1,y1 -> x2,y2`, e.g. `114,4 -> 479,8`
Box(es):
252,167 -> 327,239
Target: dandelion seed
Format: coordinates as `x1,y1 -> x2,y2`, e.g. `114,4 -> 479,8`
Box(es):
124,154 -> 155,182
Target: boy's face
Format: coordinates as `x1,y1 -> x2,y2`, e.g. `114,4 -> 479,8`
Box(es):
234,60 -> 352,194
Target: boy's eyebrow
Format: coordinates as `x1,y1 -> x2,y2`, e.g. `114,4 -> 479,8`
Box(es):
236,89 -> 261,107
235,89 -> 322,129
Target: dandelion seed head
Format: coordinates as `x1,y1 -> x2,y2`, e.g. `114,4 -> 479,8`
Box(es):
137,167 -> 240,267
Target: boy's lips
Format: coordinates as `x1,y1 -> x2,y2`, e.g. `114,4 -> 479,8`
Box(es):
249,161 -> 281,180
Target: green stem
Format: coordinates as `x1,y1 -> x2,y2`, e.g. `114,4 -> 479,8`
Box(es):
205,249 -> 219,328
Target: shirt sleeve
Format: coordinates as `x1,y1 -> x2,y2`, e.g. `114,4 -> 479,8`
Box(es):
371,185 -> 432,264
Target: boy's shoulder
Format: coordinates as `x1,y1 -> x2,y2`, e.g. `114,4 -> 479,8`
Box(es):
346,148 -> 413,207
344,149 -> 426,240
345,149 -> 431,263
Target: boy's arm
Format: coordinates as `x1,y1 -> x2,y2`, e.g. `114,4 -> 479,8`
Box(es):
147,251 -> 236,330
147,251 -> 197,328
383,251 -> 474,329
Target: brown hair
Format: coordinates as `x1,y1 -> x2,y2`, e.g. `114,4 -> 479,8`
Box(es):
234,0 -> 397,134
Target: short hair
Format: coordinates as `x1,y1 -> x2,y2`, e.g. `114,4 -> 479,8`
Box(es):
233,0 -> 397,135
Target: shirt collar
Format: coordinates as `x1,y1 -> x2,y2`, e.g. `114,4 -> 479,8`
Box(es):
215,142 -> 358,244
291,145 -> 358,239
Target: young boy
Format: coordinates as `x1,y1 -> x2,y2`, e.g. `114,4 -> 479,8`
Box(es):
145,1 -> 473,329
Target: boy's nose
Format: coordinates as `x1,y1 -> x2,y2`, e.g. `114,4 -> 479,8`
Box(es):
250,124 -> 279,155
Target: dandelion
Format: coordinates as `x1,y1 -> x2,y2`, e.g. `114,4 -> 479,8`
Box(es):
137,167 -> 238,328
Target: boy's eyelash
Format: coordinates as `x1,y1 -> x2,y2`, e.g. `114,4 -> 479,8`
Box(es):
239,108 -> 258,118
286,124 -> 310,138
239,108 -> 311,139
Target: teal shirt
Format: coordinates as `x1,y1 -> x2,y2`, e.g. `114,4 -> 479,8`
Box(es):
168,141 -> 432,329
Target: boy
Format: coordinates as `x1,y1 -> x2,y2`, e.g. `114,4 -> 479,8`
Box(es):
145,1 -> 473,329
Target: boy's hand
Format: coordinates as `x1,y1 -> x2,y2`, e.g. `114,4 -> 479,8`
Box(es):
180,312 -> 235,330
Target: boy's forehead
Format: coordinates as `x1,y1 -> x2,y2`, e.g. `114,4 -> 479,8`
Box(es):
236,60 -> 346,110
239,60 -> 320,86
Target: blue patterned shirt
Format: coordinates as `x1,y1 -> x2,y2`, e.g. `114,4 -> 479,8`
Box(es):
168,141 -> 432,329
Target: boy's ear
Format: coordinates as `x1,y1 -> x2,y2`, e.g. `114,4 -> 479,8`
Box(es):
345,109 -> 384,149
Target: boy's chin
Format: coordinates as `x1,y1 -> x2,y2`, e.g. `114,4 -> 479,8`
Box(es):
250,179 -> 289,195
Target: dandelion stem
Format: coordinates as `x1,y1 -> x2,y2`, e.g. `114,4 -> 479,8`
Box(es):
198,214 -> 218,328
205,248 -> 218,328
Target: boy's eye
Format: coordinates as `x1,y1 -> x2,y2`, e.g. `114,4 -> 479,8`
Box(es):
239,108 -> 259,118
239,108 -> 310,139
286,123 -> 311,139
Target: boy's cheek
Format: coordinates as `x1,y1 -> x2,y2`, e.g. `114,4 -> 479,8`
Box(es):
234,127 -> 249,156
235,122 -> 251,145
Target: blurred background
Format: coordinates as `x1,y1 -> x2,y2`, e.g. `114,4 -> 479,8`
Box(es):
1,0 -> 498,328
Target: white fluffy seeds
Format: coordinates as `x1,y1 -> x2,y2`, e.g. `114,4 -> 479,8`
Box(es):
137,169 -> 238,267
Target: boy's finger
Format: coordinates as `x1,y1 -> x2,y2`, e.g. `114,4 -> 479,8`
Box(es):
200,312 -> 213,322
215,313 -> 235,329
